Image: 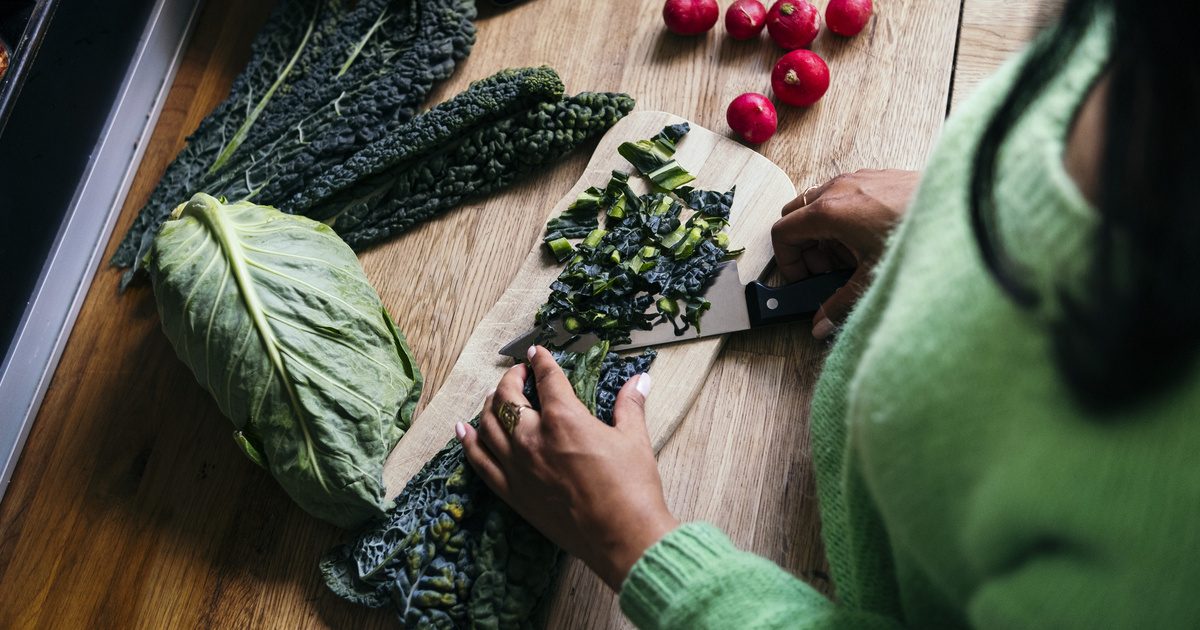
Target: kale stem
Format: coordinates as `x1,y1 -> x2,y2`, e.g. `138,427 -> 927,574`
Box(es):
338,8 -> 389,78
208,5 -> 318,174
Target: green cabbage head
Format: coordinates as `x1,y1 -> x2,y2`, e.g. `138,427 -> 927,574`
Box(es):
147,193 -> 422,528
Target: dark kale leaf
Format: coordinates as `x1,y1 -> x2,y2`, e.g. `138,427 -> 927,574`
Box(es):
114,0 -> 477,283
306,73 -> 635,251
322,345 -> 653,626
594,350 -> 656,422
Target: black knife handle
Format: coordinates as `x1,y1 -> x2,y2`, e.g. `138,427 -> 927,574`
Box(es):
745,269 -> 854,328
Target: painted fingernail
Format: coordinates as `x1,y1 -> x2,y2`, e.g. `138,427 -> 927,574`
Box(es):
526,345 -> 537,361
455,422 -> 467,440
487,388 -> 496,398
812,317 -> 834,340
636,372 -> 652,398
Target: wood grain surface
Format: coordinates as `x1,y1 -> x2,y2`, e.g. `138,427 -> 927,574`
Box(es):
951,0 -> 1064,110
0,0 -> 1048,627
382,110 -> 797,494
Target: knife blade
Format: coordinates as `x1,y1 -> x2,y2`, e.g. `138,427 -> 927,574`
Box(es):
498,261 -> 852,359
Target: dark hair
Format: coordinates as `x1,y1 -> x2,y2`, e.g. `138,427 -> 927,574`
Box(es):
969,0 -> 1200,410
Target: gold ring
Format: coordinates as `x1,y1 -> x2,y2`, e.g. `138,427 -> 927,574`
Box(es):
802,185 -> 819,206
497,400 -> 529,434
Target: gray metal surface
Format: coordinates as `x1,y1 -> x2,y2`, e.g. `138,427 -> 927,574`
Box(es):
0,0 -> 203,500
499,261 -> 751,358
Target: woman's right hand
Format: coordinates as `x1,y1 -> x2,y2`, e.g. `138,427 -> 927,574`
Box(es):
772,169 -> 920,339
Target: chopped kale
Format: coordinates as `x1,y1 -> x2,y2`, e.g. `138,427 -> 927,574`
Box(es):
543,186 -> 603,260
617,122 -> 696,191
655,122 -> 690,148
685,186 -> 736,220
536,124 -> 738,343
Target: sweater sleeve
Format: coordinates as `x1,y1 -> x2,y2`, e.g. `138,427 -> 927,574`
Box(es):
619,523 -> 904,630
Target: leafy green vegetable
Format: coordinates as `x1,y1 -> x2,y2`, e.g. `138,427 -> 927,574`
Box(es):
536,125 -> 739,343
683,186 -> 736,220
114,0 -> 478,284
289,67 -> 634,250
615,122 -> 689,174
321,122 -> 736,626
645,161 -> 696,191
542,187 -> 604,260
321,344 -> 655,625
146,193 -> 422,529
545,237 -> 575,262
617,122 -> 695,190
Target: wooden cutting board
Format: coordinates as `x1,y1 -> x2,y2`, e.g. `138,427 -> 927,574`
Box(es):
382,110 -> 796,497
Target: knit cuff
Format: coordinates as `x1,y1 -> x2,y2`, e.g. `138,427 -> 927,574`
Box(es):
619,522 -> 740,628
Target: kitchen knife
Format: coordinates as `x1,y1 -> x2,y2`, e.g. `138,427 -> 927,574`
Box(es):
498,261 -> 852,358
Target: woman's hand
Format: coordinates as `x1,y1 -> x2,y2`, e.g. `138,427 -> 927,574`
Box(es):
773,169 -> 920,339
457,346 -> 678,591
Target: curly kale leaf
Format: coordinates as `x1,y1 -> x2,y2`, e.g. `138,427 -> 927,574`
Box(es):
286,67 -> 564,221
113,0 -> 477,283
337,88 -> 635,250
321,344 -> 655,627
231,0 -> 477,202
594,350 -> 656,423
289,68 -> 634,250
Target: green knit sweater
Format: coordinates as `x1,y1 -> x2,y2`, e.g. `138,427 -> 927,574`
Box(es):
622,13 -> 1200,629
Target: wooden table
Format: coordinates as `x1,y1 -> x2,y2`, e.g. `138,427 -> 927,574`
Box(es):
0,0 -> 1052,627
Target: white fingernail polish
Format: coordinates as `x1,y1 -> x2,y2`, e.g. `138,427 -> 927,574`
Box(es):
636,373 -> 652,398
455,422 -> 467,440
487,388 -> 496,398
526,345 -> 537,361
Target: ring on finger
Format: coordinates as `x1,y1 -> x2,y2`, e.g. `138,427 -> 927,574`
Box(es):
497,400 -> 532,435
802,185 -> 819,206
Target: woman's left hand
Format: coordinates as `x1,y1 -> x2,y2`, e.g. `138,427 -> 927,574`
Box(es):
456,346 -> 679,591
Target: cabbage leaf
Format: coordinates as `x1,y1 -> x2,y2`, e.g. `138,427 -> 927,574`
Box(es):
147,193 -> 422,528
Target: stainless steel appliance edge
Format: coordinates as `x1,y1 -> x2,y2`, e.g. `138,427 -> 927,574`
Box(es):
0,0 -> 204,501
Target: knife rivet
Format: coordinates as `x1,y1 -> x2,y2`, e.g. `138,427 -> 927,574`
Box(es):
766,298 -> 779,310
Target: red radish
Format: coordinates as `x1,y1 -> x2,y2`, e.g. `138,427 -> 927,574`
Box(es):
725,0 -> 768,40
766,0 -> 821,49
663,0 -> 720,36
826,0 -> 872,36
727,93 -> 778,143
771,49 -> 829,106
